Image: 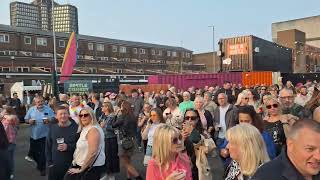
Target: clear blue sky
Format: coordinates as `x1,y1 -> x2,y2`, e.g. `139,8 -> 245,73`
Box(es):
0,0 -> 319,53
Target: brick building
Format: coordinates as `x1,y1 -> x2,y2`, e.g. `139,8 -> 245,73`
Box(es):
0,24 -> 204,83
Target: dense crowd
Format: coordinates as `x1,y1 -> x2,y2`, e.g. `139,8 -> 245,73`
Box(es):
0,80 -> 319,180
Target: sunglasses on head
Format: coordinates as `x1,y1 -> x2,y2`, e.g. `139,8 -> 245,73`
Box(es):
79,113 -> 90,118
184,116 -> 197,121
172,134 -> 182,144
266,104 -> 279,109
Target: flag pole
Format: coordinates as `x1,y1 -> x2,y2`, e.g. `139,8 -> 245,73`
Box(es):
51,0 -> 59,98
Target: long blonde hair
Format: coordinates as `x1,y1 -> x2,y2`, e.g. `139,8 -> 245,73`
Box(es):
152,124 -> 182,169
78,107 -> 98,132
226,124 -> 270,176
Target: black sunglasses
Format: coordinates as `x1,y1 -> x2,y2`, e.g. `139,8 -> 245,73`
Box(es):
266,104 -> 279,109
184,116 -> 197,121
79,113 -> 90,118
172,134 -> 182,144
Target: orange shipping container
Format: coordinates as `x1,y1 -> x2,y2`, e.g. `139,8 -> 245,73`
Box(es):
241,71 -> 273,86
120,84 -> 169,95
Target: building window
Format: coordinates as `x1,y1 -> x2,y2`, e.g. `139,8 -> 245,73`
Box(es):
133,48 -> 138,54
88,43 -> 93,51
24,36 -> 31,45
112,45 -> 118,52
59,40 -> 65,47
172,51 -> 177,57
151,49 -> 156,55
97,44 -> 104,51
36,37 -> 47,46
0,34 -> 10,43
186,52 -> 191,58
158,50 -> 162,56
167,51 -> 171,57
140,49 -> 145,54
181,52 -> 185,58
120,46 -> 126,53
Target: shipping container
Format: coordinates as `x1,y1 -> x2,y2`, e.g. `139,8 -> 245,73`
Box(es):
119,84 -> 169,94
241,72 -> 273,86
220,35 -> 293,72
148,73 -> 242,90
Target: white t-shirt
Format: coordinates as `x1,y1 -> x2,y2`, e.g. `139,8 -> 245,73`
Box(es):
218,104 -> 230,139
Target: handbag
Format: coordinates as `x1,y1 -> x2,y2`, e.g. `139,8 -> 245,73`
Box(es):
76,147 -> 103,180
121,136 -> 134,150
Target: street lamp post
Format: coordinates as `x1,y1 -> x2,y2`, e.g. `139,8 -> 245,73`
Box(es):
51,0 -> 58,98
208,25 -> 215,72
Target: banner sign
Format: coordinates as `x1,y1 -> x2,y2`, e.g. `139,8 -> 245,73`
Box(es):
64,80 -> 92,95
228,43 -> 248,55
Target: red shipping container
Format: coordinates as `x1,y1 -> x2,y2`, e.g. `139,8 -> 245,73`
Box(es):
148,73 -> 242,90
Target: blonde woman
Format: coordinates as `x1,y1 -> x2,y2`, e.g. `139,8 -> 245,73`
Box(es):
64,107 -> 105,180
146,124 -> 192,180
235,91 -> 250,107
224,124 -> 270,180
263,97 -> 297,156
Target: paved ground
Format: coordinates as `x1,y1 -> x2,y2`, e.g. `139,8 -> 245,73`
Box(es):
14,124 -> 224,180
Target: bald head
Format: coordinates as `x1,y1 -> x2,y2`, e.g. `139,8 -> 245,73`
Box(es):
313,107 -> 320,123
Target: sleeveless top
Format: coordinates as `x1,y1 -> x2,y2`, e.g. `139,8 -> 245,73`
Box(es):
73,124 -> 105,167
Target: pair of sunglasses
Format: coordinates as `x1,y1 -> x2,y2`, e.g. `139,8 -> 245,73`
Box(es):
266,104 -> 279,109
184,116 -> 197,121
172,134 -> 183,144
79,113 -> 90,118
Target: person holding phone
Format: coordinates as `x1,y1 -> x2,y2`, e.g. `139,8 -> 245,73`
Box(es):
141,108 -> 165,166
137,103 -> 152,154
146,124 -> 192,180
182,109 -> 205,180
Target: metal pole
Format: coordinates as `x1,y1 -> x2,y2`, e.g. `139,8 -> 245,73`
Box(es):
51,0 -> 58,97
208,26 -> 215,72
180,40 -> 183,74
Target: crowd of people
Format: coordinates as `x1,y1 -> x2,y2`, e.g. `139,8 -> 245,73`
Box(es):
0,80 -> 319,180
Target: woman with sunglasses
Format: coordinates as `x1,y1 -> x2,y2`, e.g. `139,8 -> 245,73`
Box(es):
64,107 -> 105,180
182,109 -> 211,180
99,102 -> 119,180
112,101 -> 143,180
263,97 -> 296,156
235,91 -> 250,107
146,124 -> 192,180
142,108 -> 165,166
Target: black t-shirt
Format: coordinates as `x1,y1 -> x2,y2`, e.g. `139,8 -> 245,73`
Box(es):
264,120 -> 286,156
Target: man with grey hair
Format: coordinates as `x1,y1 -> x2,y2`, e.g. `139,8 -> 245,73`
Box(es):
253,120 -> 320,180
213,93 -> 238,147
279,88 -> 311,119
178,91 -> 194,115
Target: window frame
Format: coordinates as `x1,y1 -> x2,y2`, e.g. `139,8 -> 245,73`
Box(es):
24,36 -> 32,45
58,40 -> 65,48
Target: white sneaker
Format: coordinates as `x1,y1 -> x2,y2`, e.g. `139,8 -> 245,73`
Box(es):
25,156 -> 34,162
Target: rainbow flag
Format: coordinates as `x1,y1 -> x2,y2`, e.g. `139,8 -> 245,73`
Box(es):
60,32 -> 77,83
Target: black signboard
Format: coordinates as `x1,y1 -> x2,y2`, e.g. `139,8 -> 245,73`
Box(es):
64,80 -> 93,95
